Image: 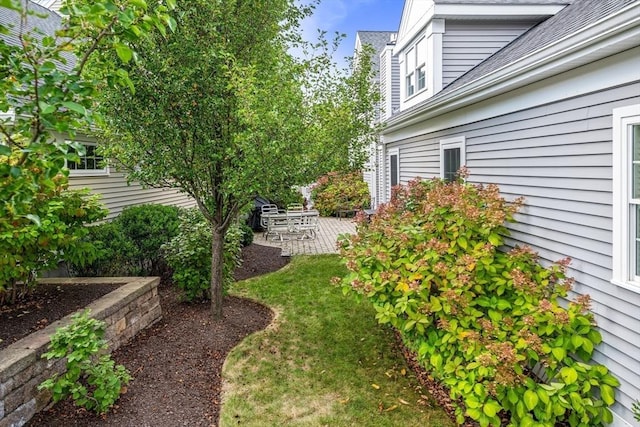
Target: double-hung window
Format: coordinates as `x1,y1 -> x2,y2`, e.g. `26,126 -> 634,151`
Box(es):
66,141 -> 109,176
405,47 -> 415,97
405,38 -> 426,98
388,148 -> 400,201
440,136 -> 465,182
612,104 -> 640,291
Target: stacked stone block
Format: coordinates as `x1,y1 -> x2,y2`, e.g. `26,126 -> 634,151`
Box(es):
0,277 -> 162,427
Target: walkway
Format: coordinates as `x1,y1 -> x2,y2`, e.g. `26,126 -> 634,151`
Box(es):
254,216 -> 356,256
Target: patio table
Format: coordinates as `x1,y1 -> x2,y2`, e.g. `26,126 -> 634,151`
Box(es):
262,210 -> 320,241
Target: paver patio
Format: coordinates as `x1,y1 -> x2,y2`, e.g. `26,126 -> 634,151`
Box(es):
254,216 -> 356,255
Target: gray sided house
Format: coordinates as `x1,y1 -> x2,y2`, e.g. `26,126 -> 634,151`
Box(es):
0,1 -> 195,220
365,0 -> 640,424
355,30 -> 398,207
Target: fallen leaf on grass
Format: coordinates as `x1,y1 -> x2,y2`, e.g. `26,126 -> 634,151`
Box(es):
371,383 -> 380,390
398,398 -> 410,405
384,404 -> 398,412
339,397 -> 350,404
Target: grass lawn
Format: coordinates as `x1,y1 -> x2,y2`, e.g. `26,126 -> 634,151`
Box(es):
220,254 -> 454,426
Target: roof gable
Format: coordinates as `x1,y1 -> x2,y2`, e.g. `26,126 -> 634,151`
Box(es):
442,0 -> 637,94
355,31 -> 397,75
397,0 -> 434,50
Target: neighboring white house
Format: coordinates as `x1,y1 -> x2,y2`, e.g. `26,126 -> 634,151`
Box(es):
0,1 -> 195,220
354,31 -> 398,208
361,0 -> 640,424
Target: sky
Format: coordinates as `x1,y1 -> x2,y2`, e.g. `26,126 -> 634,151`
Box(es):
298,0 -> 404,69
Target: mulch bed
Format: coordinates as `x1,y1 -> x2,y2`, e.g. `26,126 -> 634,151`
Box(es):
16,243 -> 289,427
0,283 -> 122,351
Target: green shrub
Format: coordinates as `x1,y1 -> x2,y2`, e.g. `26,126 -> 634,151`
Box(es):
38,310 -> 131,414
0,168 -> 107,305
116,204 -> 180,275
68,221 -> 139,277
162,208 -> 243,301
311,170 -> 370,216
239,222 -> 254,247
337,174 -> 619,427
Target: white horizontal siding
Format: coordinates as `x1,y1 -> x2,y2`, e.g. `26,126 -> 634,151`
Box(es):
386,79 -> 640,424
442,21 -> 537,87
69,172 -> 195,220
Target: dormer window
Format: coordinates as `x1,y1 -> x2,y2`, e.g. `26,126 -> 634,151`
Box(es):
405,37 -> 426,98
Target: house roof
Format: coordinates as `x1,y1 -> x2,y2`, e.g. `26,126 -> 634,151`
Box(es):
433,0 -> 571,4
385,0 -> 639,130
356,31 -> 397,73
440,0 -> 637,95
0,0 -> 74,72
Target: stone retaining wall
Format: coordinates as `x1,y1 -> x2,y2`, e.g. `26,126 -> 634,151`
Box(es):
0,277 -> 162,427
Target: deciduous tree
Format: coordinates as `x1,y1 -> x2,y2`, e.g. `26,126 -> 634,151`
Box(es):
98,0 -> 380,319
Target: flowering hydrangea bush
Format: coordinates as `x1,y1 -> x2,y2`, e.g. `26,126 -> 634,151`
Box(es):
311,170 -> 370,216
336,172 -> 619,426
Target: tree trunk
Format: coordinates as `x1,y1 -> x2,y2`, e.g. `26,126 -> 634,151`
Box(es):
210,227 -> 225,320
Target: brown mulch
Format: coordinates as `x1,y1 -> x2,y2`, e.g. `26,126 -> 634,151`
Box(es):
22,243 -> 289,427
0,283 -> 122,351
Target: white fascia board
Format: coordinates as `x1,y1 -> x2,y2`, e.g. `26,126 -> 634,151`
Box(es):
384,2 -> 640,137
434,4 -> 566,20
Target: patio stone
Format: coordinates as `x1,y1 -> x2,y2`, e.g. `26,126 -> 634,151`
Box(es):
255,216 -> 356,256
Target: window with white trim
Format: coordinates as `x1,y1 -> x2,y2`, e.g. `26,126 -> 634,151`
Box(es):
440,136 -> 465,182
612,104 -> 640,291
389,147 -> 399,192
66,141 -> 109,176
405,38 -> 426,98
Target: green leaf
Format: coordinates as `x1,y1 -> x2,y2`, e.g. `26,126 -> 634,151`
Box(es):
25,214 -> 41,226
430,353 -> 443,369
166,16 -> 177,32
601,374 -> 620,387
523,389 -> 539,411
488,233 -> 502,246
115,43 -> 133,63
457,236 -> 468,250
570,335 -> 583,349
488,310 -> 501,322
38,101 -> 56,114
581,337 -> 594,355
560,366 -> 578,385
61,101 -> 87,116
429,295 -> 442,312
551,347 -> 566,362
600,384 -> 615,406
482,400 -> 501,418
0,144 -> 10,156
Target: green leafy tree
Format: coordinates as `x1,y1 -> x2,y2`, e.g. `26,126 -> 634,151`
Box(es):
302,41 -> 381,177
98,0 -> 379,318
0,0 -> 176,300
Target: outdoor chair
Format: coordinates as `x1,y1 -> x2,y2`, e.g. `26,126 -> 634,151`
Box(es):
260,204 -> 280,229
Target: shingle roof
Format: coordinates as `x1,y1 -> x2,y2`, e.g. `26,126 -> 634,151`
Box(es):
356,30 -> 397,73
0,0 -> 74,72
440,0 -> 635,94
434,0 -> 571,3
